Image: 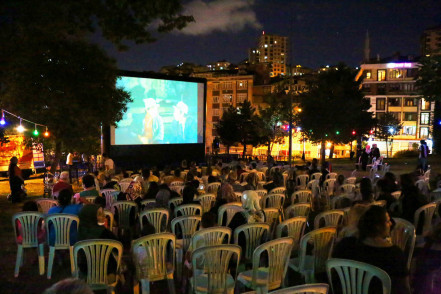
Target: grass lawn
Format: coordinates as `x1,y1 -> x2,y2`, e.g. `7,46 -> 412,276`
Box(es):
0,155 -> 438,293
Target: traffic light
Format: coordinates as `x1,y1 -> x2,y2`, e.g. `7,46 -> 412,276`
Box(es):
352,130 -> 356,135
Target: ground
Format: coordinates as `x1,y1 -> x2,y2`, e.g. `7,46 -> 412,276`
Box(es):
0,156 -> 438,293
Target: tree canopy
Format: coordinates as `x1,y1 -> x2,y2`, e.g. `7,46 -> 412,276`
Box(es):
375,112 -> 402,157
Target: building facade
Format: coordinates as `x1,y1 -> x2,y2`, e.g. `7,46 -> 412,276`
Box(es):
421,25 -> 441,56
358,59 -> 434,155
249,32 -> 288,77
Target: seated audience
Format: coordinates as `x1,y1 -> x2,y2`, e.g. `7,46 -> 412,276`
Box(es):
263,168 -> 284,192
353,178 -> 374,205
338,204 -> 369,240
182,185 -> 199,205
228,190 -> 264,231
400,173 -> 428,225
242,172 -> 258,191
52,172 -> 73,197
376,179 -> 398,211
74,174 -> 100,204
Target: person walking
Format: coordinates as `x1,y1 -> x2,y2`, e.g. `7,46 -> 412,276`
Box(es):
418,140 -> 430,173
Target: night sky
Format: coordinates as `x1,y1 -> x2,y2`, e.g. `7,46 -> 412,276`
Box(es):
94,0 -> 441,72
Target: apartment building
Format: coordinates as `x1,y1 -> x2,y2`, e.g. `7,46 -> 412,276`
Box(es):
249,32 -> 288,77
421,25 -> 441,56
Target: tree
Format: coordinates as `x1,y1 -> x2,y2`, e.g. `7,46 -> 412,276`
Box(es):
375,113 -> 403,158
416,55 -> 441,153
0,0 -> 193,171
297,64 -> 376,164
215,106 -> 241,154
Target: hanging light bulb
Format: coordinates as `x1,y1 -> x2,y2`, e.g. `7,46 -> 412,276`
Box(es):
44,126 -> 49,137
33,124 -> 39,136
0,110 -> 5,125
16,118 -> 24,133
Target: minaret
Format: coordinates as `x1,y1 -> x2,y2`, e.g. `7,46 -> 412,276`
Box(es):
364,30 -> 370,62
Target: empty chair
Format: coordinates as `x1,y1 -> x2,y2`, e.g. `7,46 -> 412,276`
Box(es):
263,208 -> 281,234
262,193 -> 285,209
101,189 -> 119,210
73,239 -> 123,293
326,258 -> 391,294
323,179 -> 336,197
197,194 -> 216,214
192,227 -> 232,250
314,210 -> 344,229
207,182 -> 221,194
310,172 -> 322,181
326,173 -> 338,180
268,283 -> 329,294
307,180 -> 321,198
234,223 -> 270,264
45,213 -> 79,279
190,245 -> 241,294
269,187 -> 286,195
289,227 -> 337,283
168,197 -> 183,212
12,212 -> 45,277
339,184 -> 356,196
238,237 -> 294,292
391,218 -> 416,270
296,175 -> 309,190
276,217 -> 307,253
218,203 -> 244,226
291,190 -> 312,204
174,204 -> 202,217
139,209 -> 169,233
132,233 -> 176,294
239,172 -> 250,183
344,177 -> 357,184
111,201 -> 137,237
414,203 -> 437,242
285,204 -> 311,219
36,199 -> 58,214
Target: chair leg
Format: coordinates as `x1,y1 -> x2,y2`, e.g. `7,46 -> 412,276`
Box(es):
140,279 -> 150,294
38,243 -> 45,275
47,247 -> 55,279
15,245 -> 23,277
167,274 -> 176,294
176,249 -> 183,281
69,246 -> 75,274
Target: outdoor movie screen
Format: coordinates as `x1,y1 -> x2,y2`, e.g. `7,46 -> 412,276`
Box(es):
110,75 -> 205,145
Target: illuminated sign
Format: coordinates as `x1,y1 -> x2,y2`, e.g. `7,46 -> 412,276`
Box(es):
386,62 -> 412,68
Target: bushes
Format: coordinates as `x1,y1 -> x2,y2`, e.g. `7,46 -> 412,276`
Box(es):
394,150 -> 418,158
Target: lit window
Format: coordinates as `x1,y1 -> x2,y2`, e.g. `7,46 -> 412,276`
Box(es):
376,98 -> 385,110
377,70 -> 386,81
222,82 -> 232,90
237,81 -> 248,89
404,112 -> 417,121
237,93 -> 247,103
402,126 -> 416,135
212,109 -> 219,116
213,96 -> 219,103
420,127 -> 429,138
365,70 -> 372,79
223,94 -> 232,103
421,113 -> 430,124
264,44 -> 268,48
213,83 -> 220,90
421,98 -> 430,110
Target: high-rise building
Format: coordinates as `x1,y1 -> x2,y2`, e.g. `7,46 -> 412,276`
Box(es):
421,25 -> 441,56
249,32 -> 288,77
357,56 -> 434,155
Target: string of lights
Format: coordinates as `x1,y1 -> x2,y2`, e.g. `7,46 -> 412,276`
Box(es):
0,109 -> 50,137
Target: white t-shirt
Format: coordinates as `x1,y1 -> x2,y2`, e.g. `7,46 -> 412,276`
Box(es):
66,153 -> 73,165
104,158 -> 115,170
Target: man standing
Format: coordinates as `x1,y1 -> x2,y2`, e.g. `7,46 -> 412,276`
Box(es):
418,140 -> 430,172
371,144 -> 380,160
66,152 -> 74,184
102,153 -> 115,174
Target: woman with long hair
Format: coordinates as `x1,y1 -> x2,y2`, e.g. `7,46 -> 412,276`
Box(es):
8,156 -> 25,203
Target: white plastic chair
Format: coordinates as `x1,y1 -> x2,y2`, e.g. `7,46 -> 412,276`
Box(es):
391,218 -> 415,270
255,189 -> 268,198
414,203 -> 437,241
326,173 -> 337,180
268,283 -> 329,294
291,190 -> 312,204
326,258 -> 392,294
240,172 -> 250,183
170,185 -> 184,196
289,227 -> 337,283
139,209 -> 169,233
234,223 -> 270,264
307,180 -> 321,198
314,210 -> 344,229
238,237 -> 294,292
339,184 -> 356,197
197,194 -> 216,214
269,187 -> 286,195
285,204 -> 311,219
192,227 -> 232,250
12,212 -> 45,277
73,239 -> 123,293
131,233 -> 176,294
170,181 -> 184,187
263,208 -> 281,234
276,217 -> 307,253
191,245 -> 241,294
140,199 -> 156,211
330,194 -> 353,209
45,213 -> 79,279
101,189 -> 119,210
174,204 -> 202,217
416,179 -> 430,197
323,179 -> 336,197
207,182 -> 221,194
168,197 -> 183,211
262,193 -> 285,209
36,199 -> 58,214
111,201 -> 138,237
311,172 -> 322,182
344,177 -> 356,184
372,200 -> 387,207
104,210 -> 114,231
218,203 -> 244,226
296,175 -> 309,190
83,196 -> 97,203
119,181 -> 132,193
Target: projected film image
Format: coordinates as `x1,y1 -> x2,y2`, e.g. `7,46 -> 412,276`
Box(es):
113,76 -> 204,145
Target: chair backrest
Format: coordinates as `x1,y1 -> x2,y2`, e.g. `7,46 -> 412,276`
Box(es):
132,233 -> 175,281
262,193 -> 285,209
307,180 -> 321,197
340,184 -> 356,195
207,182 -> 221,194
391,191 -> 401,200
269,283 -> 329,294
323,179 -> 336,197
414,203 -> 437,236
197,194 -> 216,214
140,199 -> 156,210
391,218 -> 415,270
296,175 -> 309,190
344,177 -> 357,184
170,185 -> 184,196
234,192 -> 242,201
255,189 -> 268,198
239,172 -> 250,183
191,245 -> 241,293
36,199 -> 58,214
168,197 -> 183,211
314,210 -> 344,229
269,187 -> 286,195
331,194 -> 353,209
263,208 -> 281,226
191,227 -> 232,250
82,196 -> 97,203
251,237 -> 294,290
45,213 -> 79,248
174,204 -> 202,217
111,201 -> 137,228
139,209 -> 169,233
415,179 -> 429,196
276,217 -> 307,251
298,228 -> 337,274
103,210 -> 114,231
119,181 -> 131,193
101,189 -> 118,210
285,203 -> 311,219
170,181 -> 184,187
234,223 -> 269,261
326,173 -> 338,180
218,203 -> 244,226
73,239 -> 123,288
291,190 -> 312,204
326,258 -> 392,294
256,172 -> 266,182
311,172 -> 322,181
372,200 -> 387,207
171,216 -> 201,252
12,212 -> 44,247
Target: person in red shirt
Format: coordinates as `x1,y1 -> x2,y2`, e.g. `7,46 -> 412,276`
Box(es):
52,171 -> 73,198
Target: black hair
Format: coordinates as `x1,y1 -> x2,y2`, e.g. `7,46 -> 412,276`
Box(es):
174,168 -> 181,178
359,178 -> 373,202
82,174 -> 95,188
182,185 -> 197,204
94,196 -> 106,209
201,212 -> 217,228
141,221 -> 156,236
358,205 -> 388,241
23,200 -> 38,212
58,189 -> 73,207
142,168 -> 151,178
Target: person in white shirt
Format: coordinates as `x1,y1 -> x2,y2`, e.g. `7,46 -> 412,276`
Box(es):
102,153 -> 115,173
66,152 -> 74,183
